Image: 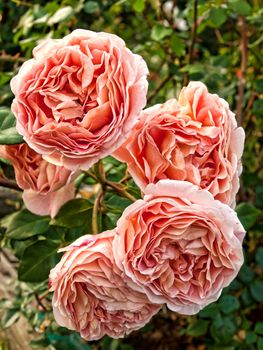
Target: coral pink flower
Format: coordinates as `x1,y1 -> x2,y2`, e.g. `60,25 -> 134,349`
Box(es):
49,230 -> 160,340
114,82 -> 245,207
11,29 -> 148,171
113,180 -> 245,315
0,143 -> 76,217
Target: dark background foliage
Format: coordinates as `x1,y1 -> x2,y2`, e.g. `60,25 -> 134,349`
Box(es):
0,0 -> 262,349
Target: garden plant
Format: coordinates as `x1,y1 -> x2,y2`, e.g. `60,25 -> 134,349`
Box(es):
0,1 -> 262,350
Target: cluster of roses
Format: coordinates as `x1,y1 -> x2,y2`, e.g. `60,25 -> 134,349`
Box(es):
2,29 -> 246,341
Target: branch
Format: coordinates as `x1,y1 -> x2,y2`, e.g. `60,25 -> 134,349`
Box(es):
34,293 -> 48,312
92,189 -> 103,235
236,16 -> 247,126
189,0 -> 198,64
87,164 -> 137,202
11,0 -> 32,7
243,91 -> 257,127
0,177 -> 21,191
105,180 -> 136,202
93,161 -> 105,184
0,52 -> 25,63
147,75 -> 171,104
183,0 -> 198,85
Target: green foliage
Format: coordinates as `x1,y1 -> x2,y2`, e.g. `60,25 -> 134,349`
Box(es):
18,240 -> 61,282
0,0 -> 262,349
236,203 -> 262,230
186,319 -> 209,336
0,107 -> 23,144
53,198 -> 93,228
151,25 -> 173,41
1,209 -> 50,240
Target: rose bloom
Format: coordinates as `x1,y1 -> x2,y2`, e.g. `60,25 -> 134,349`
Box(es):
11,29 -> 148,171
0,143 -> 76,217
113,180 -> 245,315
114,81 -> 245,207
49,230 -> 161,341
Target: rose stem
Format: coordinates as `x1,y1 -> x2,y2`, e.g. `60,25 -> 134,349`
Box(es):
92,188 -> 104,235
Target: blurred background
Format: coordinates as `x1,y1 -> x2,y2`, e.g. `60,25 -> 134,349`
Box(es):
0,0 -> 262,349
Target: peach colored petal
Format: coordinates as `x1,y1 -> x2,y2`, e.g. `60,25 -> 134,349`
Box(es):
23,181 -> 75,218
113,180 -> 245,315
114,81 -> 245,207
11,30 -> 148,171
0,143 -> 77,217
49,230 -> 160,340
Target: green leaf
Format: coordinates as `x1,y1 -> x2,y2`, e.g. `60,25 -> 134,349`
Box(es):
256,185 -> 263,207
254,80 -> 263,93
227,279 -> 243,291
250,280 -> 263,302
0,107 -> 24,145
2,209 -> 50,240
120,345 -> 134,350
171,34 -> 185,57
252,99 -> 263,116
132,0 -> 145,13
54,198 -> 93,228
236,203 -> 261,230
186,319 -> 209,336
256,247 -> 263,268
84,1 -> 100,14
12,237 -> 38,259
229,0 -> 252,16
199,303 -> 219,318
30,337 -> 50,348
246,331 -> 257,344
255,323 -> 263,335
258,337 -> 263,350
241,288 -> 254,307
106,195 -> 131,213
18,240 -> 60,282
218,295 -> 240,314
1,309 -> 20,328
63,226 -> 88,244
47,6 -> 73,25
238,264 -> 255,283
209,7 -> 227,28
210,316 -> 236,342
47,332 -> 93,350
151,24 -> 172,41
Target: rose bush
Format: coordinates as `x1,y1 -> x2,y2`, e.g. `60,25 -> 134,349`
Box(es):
114,82 -> 245,207
11,29 -> 148,171
113,180 -> 245,315
49,230 -> 161,341
0,143 -> 76,217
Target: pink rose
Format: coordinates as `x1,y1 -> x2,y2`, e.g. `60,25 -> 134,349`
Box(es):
11,29 -> 148,171
113,180 -> 245,315
0,143 -> 76,217
114,81 -> 245,207
49,230 -> 161,341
